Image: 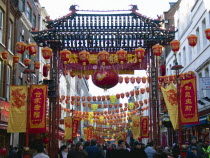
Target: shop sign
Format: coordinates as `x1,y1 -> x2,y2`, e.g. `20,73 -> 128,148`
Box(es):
0,99 -> 9,122
200,77 -> 210,90
151,68 -> 157,100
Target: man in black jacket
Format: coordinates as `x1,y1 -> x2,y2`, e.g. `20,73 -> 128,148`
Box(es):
130,141 -> 147,158
111,140 -> 130,158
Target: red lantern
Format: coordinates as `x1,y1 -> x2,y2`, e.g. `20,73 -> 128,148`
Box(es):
152,44 -> 163,57
60,49 -> 71,64
13,55 -> 20,64
79,50 -> 90,65
125,92 -> 130,98
43,64 -> 50,77
146,87 -> 150,93
204,28 -> 210,41
144,99 -> 148,104
130,77 -> 135,84
85,75 -> 89,80
34,61 -> 41,70
97,96 -> 101,101
130,91 -> 134,96
134,47 -> 145,62
124,76 -> 129,84
92,70 -> 119,89
1,51 -> 9,60
87,96 -> 91,101
27,43 -> 37,56
121,93 -> 125,99
138,137 -> 141,141
187,34 -> 198,47
119,76 -> 123,83
116,49 -> 127,64
68,139 -> 73,143
42,137 -> 49,144
98,50 -> 109,65
42,47 -> 52,60
23,58 -> 31,67
142,77 -> 147,83
63,70 -> 68,76
135,90 -> 139,95
116,94 -> 120,99
136,77 -> 141,84
16,42 -> 26,54
70,71 -> 75,77
0,148 -> 7,156
170,40 -> 180,54
140,88 -> 145,94
160,65 -> 166,76
93,96 -> 96,101
78,75 -> 82,79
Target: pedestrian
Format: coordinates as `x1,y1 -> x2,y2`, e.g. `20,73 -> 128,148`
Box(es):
187,136 -> 205,158
33,144 -> 49,158
67,141 -> 88,158
187,146 -> 199,158
59,145 -> 68,158
97,144 -> 104,158
83,141 -> 90,150
106,144 -> 114,158
144,142 -> 157,158
8,145 -> 17,158
130,141 -> 147,158
111,139 -> 130,158
172,143 -> 180,158
85,139 -> 103,158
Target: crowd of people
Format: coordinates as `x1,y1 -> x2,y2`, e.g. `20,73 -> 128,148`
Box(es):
4,136 -> 210,158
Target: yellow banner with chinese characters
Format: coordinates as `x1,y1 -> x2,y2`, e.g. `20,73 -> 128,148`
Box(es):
64,117 -> 72,140
7,86 -> 28,133
83,127 -> 88,140
132,115 -> 140,139
161,83 -> 179,130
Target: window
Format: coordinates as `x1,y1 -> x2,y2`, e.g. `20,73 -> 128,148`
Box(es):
19,0 -> 25,12
8,20 -> 13,52
196,27 -> 200,53
6,65 -> 12,100
178,53 -> 181,65
0,8 -> 4,43
183,47 -> 186,66
32,14 -> 36,28
0,59 -> 3,97
204,68 -> 210,97
19,34 -> 24,62
202,19 -> 207,47
198,73 -> 203,98
188,45 -> 192,62
26,3 -> 32,22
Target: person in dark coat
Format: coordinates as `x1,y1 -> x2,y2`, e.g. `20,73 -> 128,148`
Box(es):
172,143 -> 180,158
8,145 -> 17,158
59,145 -> 68,158
85,139 -> 103,158
187,146 -> 200,158
67,141 -> 88,158
111,140 -> 130,158
130,141 -> 147,158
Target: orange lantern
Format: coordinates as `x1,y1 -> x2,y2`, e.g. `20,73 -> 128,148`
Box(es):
119,76 -> 123,83
130,77 -> 135,84
152,44 -> 163,57
88,103 -> 91,108
120,93 -> 125,99
85,75 -> 89,80
140,88 -> 145,94
87,96 -> 91,101
76,96 -> 80,101
135,90 -> 139,95
79,50 -> 90,65
16,42 -> 26,54
134,47 -> 145,62
130,91 -> 134,96
136,77 -> 141,84
1,51 -> 9,60
34,61 -> 41,70
27,43 -> 37,56
41,47 -> 52,60
98,50 -> 109,65
139,101 -> 143,106
71,96 -> 75,101
116,49 -> 127,64
97,96 -> 101,101
13,55 -> 20,64
104,104 -> 107,108
142,77 -> 147,83
144,99 -> 148,104
102,96 -> 106,101
146,87 -> 150,93
170,40 -> 180,54
60,49 -> 71,64
125,92 -> 130,98
70,71 -> 75,78
124,76 -> 129,84
93,96 -> 96,101
23,58 -> 31,67
116,94 -> 120,99
204,28 -> 210,41
187,34 -> 198,47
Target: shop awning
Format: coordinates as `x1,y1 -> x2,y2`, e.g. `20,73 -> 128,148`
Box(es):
184,117 -> 207,128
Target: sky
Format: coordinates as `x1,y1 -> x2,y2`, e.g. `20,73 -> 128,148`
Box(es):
38,0 -> 177,96
39,0 -> 178,20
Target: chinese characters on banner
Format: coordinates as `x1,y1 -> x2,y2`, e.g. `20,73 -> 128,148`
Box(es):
151,68 -> 157,100
141,116 -> 149,138
7,86 -> 28,133
132,115 -> 140,139
29,85 -> 47,133
72,117 -> 81,138
64,117 -> 72,140
180,76 -> 199,125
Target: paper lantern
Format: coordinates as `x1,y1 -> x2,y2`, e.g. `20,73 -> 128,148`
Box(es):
121,93 -> 124,98
42,137 -> 49,144
70,71 -> 75,77
78,75 -> 82,79
170,40 -> 180,54
116,49 -> 127,64
160,65 -> 166,76
16,42 -> 26,54
130,91 -> 134,96
136,77 -> 141,84
130,77 -> 135,84
140,88 -> 145,94
0,148 -> 7,156
124,76 -> 129,84
27,43 -> 37,56
152,44 -> 163,57
134,47 -> 145,62
119,76 -> 123,83
60,49 -> 71,64
23,58 -> 31,67
98,50 -> 109,65
204,28 -> 210,40
13,55 -> 20,64
92,70 -> 119,89
116,94 -> 120,99
41,47 -> 52,60
1,51 -> 9,60
43,64 -> 50,77
187,34 -> 198,47
142,77 -> 147,83
125,92 -> 129,98
97,96 -> 101,101
34,61 -> 41,70
79,50 -> 90,65
85,75 -> 89,80
144,99 -> 148,104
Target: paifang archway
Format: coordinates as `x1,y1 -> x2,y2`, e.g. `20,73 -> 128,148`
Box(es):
32,5 -> 175,158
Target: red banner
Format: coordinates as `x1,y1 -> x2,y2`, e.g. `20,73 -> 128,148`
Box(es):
0,99 -> 9,122
87,127 -> 93,140
29,85 -> 47,133
72,117 -> 80,138
141,116 -> 149,138
180,76 -> 199,125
